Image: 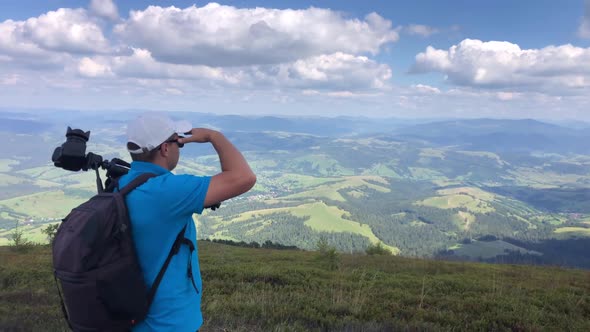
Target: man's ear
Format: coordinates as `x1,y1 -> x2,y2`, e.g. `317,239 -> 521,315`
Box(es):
158,143 -> 169,157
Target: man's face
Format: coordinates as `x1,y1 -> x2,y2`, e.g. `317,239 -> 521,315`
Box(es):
160,134 -> 183,171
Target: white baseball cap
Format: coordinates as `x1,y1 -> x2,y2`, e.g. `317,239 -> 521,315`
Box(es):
126,114 -> 192,154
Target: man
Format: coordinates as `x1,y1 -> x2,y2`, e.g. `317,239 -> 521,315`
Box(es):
118,113 -> 256,332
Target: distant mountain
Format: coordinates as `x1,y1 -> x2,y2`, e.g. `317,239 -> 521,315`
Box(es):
390,119 -> 590,154
176,112 -> 416,136
0,117 -> 52,134
0,109 -> 421,137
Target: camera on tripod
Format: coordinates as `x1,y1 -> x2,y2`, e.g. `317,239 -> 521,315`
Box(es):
51,126 -> 221,210
52,127 -> 131,193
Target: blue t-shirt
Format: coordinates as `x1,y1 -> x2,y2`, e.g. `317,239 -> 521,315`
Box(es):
118,161 -> 211,332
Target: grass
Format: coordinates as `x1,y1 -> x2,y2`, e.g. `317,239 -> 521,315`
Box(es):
1,243 -> 589,331
291,154 -> 354,176
456,151 -> 506,166
417,194 -> 495,214
508,168 -> 590,188
15,165 -> 67,179
273,173 -> 338,189
455,211 -> 476,230
0,173 -> 26,186
554,227 -> 590,237
292,202 -> 399,254
419,148 -> 446,159
530,214 -> 567,225
284,176 -> 390,202
0,222 -> 59,246
214,201 -> 399,254
449,240 -> 541,259
0,159 -> 19,172
361,163 -> 402,178
438,187 -> 496,201
408,167 -> 447,181
416,186 -> 498,214
0,191 -> 87,220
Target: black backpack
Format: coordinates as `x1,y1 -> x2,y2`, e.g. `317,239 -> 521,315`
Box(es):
52,173 -> 197,332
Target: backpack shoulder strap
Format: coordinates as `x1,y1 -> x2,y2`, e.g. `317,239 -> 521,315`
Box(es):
119,173 -> 157,196
147,224 -> 194,305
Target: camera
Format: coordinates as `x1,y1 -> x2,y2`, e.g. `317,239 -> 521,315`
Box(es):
52,127 -> 130,193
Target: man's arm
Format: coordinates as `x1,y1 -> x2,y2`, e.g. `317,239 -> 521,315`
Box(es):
178,129 -> 256,207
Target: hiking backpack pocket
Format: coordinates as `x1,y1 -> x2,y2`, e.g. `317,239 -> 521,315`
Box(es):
96,256 -> 149,320
56,270 -> 120,332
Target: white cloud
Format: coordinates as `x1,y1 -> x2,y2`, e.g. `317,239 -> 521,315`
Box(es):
69,49 -> 391,93
411,84 -> 440,94
405,24 -> 438,37
277,52 -> 392,90
112,48 -> 242,84
114,3 -> 398,66
301,89 -> 381,98
75,48 -> 242,85
496,91 -> 520,101
78,57 -> 112,77
411,39 -> 590,93
0,8 -> 110,71
0,4 -> 396,98
0,19 -> 68,67
90,0 -> 119,21
1,74 -> 22,85
165,88 -> 183,95
22,8 -> 110,54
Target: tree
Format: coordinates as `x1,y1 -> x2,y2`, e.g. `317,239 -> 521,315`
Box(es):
315,236 -> 339,270
42,223 -> 60,245
10,220 -> 33,252
365,242 -> 391,256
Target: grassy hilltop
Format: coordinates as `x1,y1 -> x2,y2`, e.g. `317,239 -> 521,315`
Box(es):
1,243 -> 589,331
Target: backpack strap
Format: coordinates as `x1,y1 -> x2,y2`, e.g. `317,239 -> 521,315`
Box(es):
148,224 -> 199,306
119,173 -> 199,305
119,173 -> 157,196
53,274 -> 73,330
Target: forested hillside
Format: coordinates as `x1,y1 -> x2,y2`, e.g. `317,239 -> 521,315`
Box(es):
1,111 -> 590,267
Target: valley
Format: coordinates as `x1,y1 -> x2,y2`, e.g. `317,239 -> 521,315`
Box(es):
1,111 -> 590,268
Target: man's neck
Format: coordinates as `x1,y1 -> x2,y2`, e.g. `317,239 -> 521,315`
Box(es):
152,158 -> 170,171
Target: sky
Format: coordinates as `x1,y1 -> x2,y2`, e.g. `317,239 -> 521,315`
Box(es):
1,0 -> 589,120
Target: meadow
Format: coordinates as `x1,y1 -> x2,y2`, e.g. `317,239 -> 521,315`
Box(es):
1,242 -> 589,331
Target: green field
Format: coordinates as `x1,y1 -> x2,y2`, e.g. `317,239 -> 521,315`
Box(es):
449,240 -> 541,259
1,243 -> 589,331
456,150 -> 506,166
508,168 -> 590,188
361,163 -> 402,177
0,173 -> 26,186
292,202 -> 399,254
455,211 -> 476,230
291,154 -> 354,176
417,194 -> 495,214
0,222 -> 58,245
284,176 -> 390,202
0,159 -> 19,172
215,201 -> 399,254
554,227 -> 590,237
408,167 -> 447,180
0,191 -> 86,219
272,173 -> 338,189
419,148 -> 446,159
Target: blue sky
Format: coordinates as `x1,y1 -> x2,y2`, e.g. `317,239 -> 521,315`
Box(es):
0,0 -> 589,119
